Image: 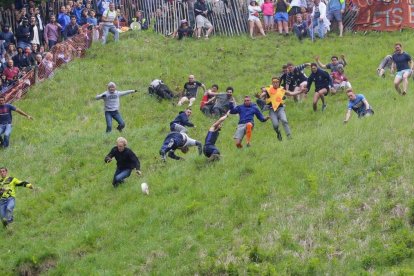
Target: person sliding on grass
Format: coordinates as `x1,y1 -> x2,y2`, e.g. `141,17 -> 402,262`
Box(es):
169,108 -> 195,133
343,89 -> 374,123
95,82 -> 137,133
305,63 -> 332,112
229,95 -> 269,148
104,137 -> 141,188
159,132 -> 202,161
0,167 -> 34,228
391,43 -> 413,96
261,77 -> 292,141
203,112 -> 230,161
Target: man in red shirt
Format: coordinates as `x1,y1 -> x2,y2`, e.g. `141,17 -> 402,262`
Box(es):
2,59 -> 19,81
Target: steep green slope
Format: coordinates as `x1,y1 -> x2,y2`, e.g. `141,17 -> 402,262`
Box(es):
2,31 -> 414,274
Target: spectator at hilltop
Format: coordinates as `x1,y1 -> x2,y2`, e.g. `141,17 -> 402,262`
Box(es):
44,14 -> 62,50
4,44 -> 17,63
15,18 -> 33,50
248,1 -> 266,39
63,15 -> 80,40
261,0 -> 275,32
310,0 -> 330,40
58,6 -> 71,35
12,47 -> 29,69
0,25 -> 16,50
293,13 -> 308,41
194,0 -> 214,39
173,19 -> 193,40
101,3 -> 118,45
275,0 -> 290,36
327,0 -> 345,37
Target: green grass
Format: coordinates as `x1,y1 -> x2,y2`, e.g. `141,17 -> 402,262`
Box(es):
2,30 -> 414,274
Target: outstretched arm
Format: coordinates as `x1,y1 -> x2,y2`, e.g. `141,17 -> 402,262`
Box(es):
340,54 -> 347,66
118,90 -> 137,96
15,108 -> 33,120
362,99 -> 370,110
211,112 -> 229,130
344,109 -> 352,123
315,56 -> 327,68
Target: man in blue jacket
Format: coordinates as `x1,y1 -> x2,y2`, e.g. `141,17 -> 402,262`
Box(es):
306,63 -> 333,112
170,108 -> 195,133
229,96 -> 269,148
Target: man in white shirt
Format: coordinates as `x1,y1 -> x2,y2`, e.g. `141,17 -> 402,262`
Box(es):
101,3 -> 119,45
310,0 -> 330,40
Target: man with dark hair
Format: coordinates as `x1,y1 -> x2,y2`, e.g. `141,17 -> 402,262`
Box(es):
63,15 -> 79,40
169,108 -> 195,133
194,0 -> 214,39
0,95 -> 33,148
15,18 -> 33,50
306,63 -> 332,112
44,14 -> 62,49
209,86 -> 236,117
0,25 -> 16,49
0,167 -> 34,227
200,84 -> 218,116
159,132 -> 202,161
285,62 -> 310,101
203,112 -> 229,161
315,55 -> 347,72
392,43 -> 412,96
343,89 -> 374,123
101,2 -> 118,45
229,95 -> 269,148
104,137 -> 141,188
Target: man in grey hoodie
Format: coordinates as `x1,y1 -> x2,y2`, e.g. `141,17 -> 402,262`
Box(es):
95,82 -> 137,133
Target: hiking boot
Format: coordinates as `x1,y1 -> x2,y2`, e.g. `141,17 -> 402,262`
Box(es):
322,104 -> 327,112
276,130 -> 282,141
117,125 -> 125,132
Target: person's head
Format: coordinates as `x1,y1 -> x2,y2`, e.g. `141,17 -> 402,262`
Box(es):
337,64 -> 344,72
35,7 -> 40,15
22,18 -> 29,26
286,62 -> 294,72
301,7 -> 307,13
68,0 -> 74,6
311,62 -> 318,73
7,59 -> 14,68
49,14 -> 56,23
30,16 -> 36,25
244,95 -> 252,106
2,24 -> 9,33
70,15 -> 77,24
17,47 -> 23,54
185,108 -> 192,117
31,43 -> 38,52
45,52 -> 53,61
60,5 -> 66,13
39,45 -> 45,53
211,84 -> 218,92
226,86 -> 234,97
180,146 -> 189,153
24,46 -> 32,55
107,82 -> 116,93
82,8 -> 88,17
180,19 -> 188,27
188,74 -> 195,83
282,64 -> 288,73
35,53 -> 42,63
250,0 -> 257,5
0,167 -> 8,178
394,42 -> 402,54
346,89 -> 356,100
109,3 -> 115,11
135,10 -> 143,18
89,9 -> 96,17
7,43 -> 16,52
296,13 -> 303,22
331,56 -> 339,65
272,77 -> 280,88
314,0 -> 320,4
116,137 -> 127,152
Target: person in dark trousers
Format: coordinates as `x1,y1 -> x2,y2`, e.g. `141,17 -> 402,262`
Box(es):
229,95 -> 269,148
104,137 -> 141,188
343,89 -> 374,123
0,167 -> 34,228
159,132 -> 202,161
203,112 -> 229,161
169,108 -> 195,133
305,63 -> 333,112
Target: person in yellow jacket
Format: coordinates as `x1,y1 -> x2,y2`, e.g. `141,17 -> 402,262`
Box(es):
260,77 -> 292,141
0,167 -> 33,227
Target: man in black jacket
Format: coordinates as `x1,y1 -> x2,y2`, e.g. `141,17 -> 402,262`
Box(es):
305,63 -> 333,112
104,137 -> 141,187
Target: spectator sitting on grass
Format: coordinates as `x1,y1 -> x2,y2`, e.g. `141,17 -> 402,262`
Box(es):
293,13 -> 308,41
173,19 -> 193,40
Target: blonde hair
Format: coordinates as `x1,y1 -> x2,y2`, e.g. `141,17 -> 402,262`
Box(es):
116,137 -> 127,146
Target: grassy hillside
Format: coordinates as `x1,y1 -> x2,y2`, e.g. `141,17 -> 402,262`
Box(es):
2,30 -> 414,275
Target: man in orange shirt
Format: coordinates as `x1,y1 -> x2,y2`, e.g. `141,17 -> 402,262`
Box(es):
260,77 -> 292,141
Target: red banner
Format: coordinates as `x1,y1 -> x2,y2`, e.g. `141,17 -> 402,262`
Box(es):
354,0 -> 414,30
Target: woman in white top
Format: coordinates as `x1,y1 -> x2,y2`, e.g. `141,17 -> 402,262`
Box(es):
248,1 -> 266,38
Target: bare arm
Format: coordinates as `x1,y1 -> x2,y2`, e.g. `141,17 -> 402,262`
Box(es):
15,108 -> 33,120
344,109 -> 351,123
315,56 -> 327,68
211,112 -> 229,130
362,99 -> 370,110
340,55 -> 347,66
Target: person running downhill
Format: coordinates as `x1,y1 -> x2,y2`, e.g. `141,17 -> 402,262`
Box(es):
160,132 -> 202,161
0,167 -> 34,228
391,43 -> 412,96
104,137 -> 141,188
261,77 -> 292,141
305,63 -> 333,112
203,112 -> 230,161
95,82 -> 137,133
229,95 -> 269,148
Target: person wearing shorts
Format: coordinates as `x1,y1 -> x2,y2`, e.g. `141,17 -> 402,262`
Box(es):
327,0 -> 345,37
274,0 -> 290,35
261,0 -> 275,32
194,0 -> 214,39
305,63 -> 332,112
229,96 -> 269,148
391,43 -> 412,96
248,1 -> 266,38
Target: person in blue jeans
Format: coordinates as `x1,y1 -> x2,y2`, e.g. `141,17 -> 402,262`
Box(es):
95,82 -> 137,133
310,0 -> 329,40
104,137 -> 141,188
0,95 -> 33,148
